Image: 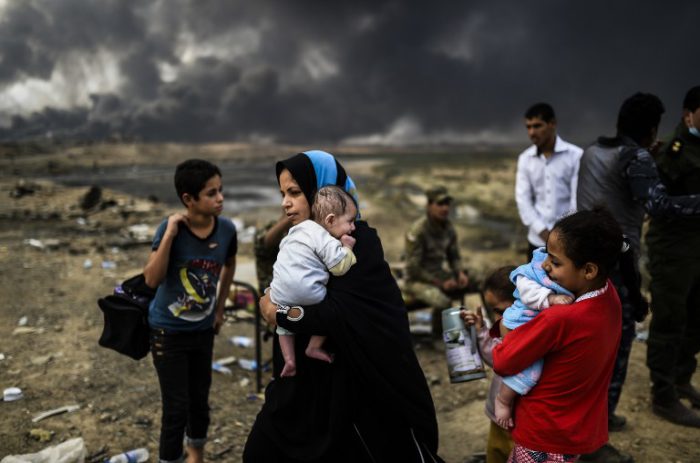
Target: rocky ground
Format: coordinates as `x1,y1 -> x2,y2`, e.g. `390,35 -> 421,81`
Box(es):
0,143 -> 698,462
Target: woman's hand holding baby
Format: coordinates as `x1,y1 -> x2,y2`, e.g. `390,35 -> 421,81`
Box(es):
260,293 -> 277,326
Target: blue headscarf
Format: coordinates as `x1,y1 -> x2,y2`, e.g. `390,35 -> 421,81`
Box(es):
276,150 -> 360,215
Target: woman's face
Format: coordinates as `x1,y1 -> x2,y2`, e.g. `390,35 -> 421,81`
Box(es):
279,169 -> 311,226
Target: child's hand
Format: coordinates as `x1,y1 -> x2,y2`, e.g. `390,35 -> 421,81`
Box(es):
213,311 -> 225,334
340,234 -> 356,248
460,309 -> 483,331
165,213 -> 188,238
548,294 -> 574,306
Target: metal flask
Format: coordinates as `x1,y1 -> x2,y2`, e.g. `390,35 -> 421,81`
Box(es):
442,307 -> 486,383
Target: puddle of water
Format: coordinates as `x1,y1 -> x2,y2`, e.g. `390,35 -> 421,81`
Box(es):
46,161 -> 281,215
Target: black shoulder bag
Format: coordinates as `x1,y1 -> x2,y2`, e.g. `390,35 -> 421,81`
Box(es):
97,274 -> 156,360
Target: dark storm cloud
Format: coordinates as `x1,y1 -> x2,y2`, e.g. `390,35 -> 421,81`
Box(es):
0,0 -> 697,144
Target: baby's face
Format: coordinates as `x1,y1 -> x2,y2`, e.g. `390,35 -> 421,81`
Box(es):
327,204 -> 357,239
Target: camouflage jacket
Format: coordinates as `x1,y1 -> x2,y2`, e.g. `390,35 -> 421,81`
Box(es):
404,215 -> 461,284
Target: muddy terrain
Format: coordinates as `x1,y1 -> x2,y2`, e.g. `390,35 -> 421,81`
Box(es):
0,143 -> 697,462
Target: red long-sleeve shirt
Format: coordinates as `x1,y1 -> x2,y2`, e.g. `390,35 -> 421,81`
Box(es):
493,281 -> 621,455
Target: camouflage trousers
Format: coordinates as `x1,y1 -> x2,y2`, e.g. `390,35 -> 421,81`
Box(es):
403,281 -> 462,310
403,280 -> 469,337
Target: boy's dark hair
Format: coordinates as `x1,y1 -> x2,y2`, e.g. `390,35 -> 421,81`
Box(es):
482,265 -> 517,304
524,103 -> 556,123
174,159 -> 221,206
616,92 -> 665,144
682,86 -> 700,112
552,207 -> 623,280
311,185 -> 356,222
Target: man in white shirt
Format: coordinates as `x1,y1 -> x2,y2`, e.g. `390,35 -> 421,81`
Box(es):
515,103 -> 582,260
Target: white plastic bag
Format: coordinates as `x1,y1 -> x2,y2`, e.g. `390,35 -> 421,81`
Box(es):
1,437 -> 86,463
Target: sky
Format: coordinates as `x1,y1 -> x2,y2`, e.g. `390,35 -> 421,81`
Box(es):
0,0 -> 697,146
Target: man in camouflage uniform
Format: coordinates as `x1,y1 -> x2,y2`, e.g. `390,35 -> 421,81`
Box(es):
646,86 -> 700,428
404,186 -> 469,336
577,92 -> 700,462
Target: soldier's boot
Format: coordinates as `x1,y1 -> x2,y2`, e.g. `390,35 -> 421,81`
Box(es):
676,383 -> 700,408
652,399 -> 700,428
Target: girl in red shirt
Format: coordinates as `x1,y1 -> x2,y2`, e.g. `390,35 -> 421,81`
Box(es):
493,207 -> 624,462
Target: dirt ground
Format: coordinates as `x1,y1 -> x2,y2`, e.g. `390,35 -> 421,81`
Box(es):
0,143 -> 698,462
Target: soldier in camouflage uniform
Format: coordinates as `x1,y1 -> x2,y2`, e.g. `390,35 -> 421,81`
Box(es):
577,92 -> 700,462
646,86 -> 700,428
404,186 -> 469,336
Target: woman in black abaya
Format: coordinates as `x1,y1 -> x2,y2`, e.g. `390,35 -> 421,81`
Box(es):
243,150 -> 443,463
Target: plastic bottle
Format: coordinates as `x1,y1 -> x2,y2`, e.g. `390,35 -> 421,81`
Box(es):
230,335 -> 253,348
238,358 -> 272,372
238,358 -> 258,371
106,448 -> 149,463
212,361 -> 232,375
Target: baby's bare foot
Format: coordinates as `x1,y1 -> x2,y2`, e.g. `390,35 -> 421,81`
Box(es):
306,346 -> 333,363
494,394 -> 514,429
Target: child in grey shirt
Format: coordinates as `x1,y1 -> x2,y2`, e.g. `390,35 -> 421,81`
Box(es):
270,185 -> 358,377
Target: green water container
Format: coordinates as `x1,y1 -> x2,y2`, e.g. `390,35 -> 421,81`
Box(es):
442,307 -> 486,383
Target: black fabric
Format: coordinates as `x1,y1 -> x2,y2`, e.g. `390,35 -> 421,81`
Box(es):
333,158 -> 347,188
618,239 -> 649,322
244,416 -> 373,463
245,222 -> 442,462
150,328 -> 214,460
276,153 -> 317,207
120,273 -> 157,303
97,274 -> 155,360
526,242 -> 538,263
